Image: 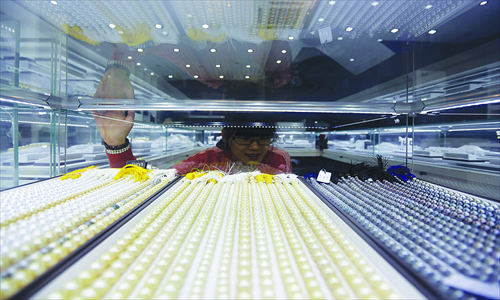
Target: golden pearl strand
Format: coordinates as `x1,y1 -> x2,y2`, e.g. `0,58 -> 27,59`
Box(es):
215,181 -> 240,298
188,182 -> 231,299
287,179 -> 399,298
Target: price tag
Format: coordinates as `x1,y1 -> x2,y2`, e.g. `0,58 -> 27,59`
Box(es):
317,170 -> 332,183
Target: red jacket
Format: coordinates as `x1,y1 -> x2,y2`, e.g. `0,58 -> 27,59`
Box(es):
107,146 -> 292,175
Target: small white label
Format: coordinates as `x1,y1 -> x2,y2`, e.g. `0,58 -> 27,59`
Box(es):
317,170 -> 332,183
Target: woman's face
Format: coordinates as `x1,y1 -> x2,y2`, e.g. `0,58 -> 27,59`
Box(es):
226,133 -> 270,165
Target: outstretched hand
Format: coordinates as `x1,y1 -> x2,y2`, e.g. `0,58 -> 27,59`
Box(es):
92,68 -> 135,146
92,110 -> 135,146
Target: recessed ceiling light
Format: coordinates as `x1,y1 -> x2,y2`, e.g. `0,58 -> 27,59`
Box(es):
424,4 -> 433,9
137,48 -> 143,52
155,24 -> 163,29
127,56 -> 132,60
390,28 -> 399,33
345,27 -> 353,32
288,36 -> 294,40
245,76 -> 250,79
428,29 -> 437,34
281,50 -> 287,53
480,1 -> 487,5
215,64 -> 221,68
350,58 -> 354,62
109,24 -> 116,29
186,64 -> 191,68
246,65 -> 251,68
144,68 -> 147,71
337,37 -> 344,40
371,1 -> 379,6
329,1 -> 335,5
219,75 -> 224,79
150,72 -> 154,76
202,24 -> 209,29
194,75 -> 199,78
210,48 -> 216,53
136,62 -> 141,66
276,60 -> 282,64
118,31 -> 124,34
173,48 -> 180,52
162,31 -> 168,36
318,18 -> 325,22
377,38 -> 383,42
247,49 -> 254,53
168,75 -> 173,78
50,0 -> 57,4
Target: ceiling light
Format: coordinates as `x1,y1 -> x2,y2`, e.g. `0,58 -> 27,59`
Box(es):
245,76 -> 250,79
247,49 -> 254,53
318,18 -> 325,22
480,1 -> 487,5
246,65 -> 251,68
281,50 -> 287,54
168,75 -> 173,78
219,75 -> 224,79
345,27 -> 353,32
371,1 -> 379,6
210,48 -> 216,53
329,1 -> 335,5
118,31 -> 124,34
194,75 -> 199,78
108,24 -> 116,29
215,64 -> 221,68
162,31 -> 168,35
173,48 -> 180,52
155,24 -> 163,29
186,64 -> 191,68
50,0 -> 57,4
350,58 -> 354,62
136,62 -> 141,66
150,72 -> 154,76
377,38 -> 383,42
424,4 -> 433,9
276,60 -> 282,64
428,29 -> 437,34
390,28 -> 399,33
137,48 -> 143,52
127,56 -> 132,60
288,36 -> 294,40
337,37 -> 343,40
202,24 -> 209,29
144,68 -> 147,71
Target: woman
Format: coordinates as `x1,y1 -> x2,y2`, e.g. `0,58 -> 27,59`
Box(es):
92,110 -> 291,175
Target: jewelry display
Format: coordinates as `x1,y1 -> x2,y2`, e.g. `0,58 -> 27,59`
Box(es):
307,176 -> 499,299
0,167 -> 176,298
40,171 -> 402,299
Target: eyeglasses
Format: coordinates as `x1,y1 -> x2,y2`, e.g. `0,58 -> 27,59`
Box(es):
231,136 -> 274,146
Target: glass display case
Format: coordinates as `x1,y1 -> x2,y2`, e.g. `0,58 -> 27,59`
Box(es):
1,0 -> 499,299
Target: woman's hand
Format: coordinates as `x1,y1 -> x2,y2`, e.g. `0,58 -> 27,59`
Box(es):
92,67 -> 135,146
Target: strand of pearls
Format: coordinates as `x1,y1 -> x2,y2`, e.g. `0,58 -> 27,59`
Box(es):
250,180 -> 275,298
216,181 -> 240,298
265,180 -> 324,298
258,180 -> 309,298
188,182 -> 231,298
235,179 -> 252,299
